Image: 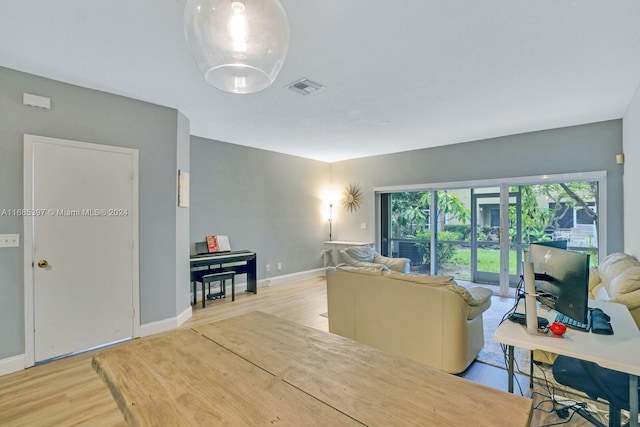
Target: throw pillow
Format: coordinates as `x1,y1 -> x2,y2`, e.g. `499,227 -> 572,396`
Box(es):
344,246 -> 375,262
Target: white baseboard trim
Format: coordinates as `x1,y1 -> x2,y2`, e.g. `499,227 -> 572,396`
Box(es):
259,268 -> 325,288
0,353 -> 26,376
139,305 -> 193,337
177,305 -> 193,327
1,269 -> 324,377
192,268 -> 325,295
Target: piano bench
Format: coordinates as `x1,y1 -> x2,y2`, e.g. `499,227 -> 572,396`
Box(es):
202,272 -> 236,307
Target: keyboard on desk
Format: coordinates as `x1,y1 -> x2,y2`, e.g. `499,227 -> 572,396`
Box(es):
555,313 -> 590,331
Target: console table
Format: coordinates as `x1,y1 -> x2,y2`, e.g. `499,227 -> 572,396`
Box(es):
323,240 -> 373,267
93,311 -> 532,426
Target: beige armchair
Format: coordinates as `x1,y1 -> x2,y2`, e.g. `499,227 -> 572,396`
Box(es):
338,246 -> 410,273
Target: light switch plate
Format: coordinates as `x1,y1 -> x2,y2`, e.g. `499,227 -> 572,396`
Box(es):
0,234 -> 19,247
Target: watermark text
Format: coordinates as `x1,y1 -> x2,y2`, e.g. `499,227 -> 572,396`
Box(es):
1,208 -> 129,217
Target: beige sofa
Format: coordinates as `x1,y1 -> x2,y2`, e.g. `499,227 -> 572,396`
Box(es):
589,252 -> 640,329
326,266 -> 492,374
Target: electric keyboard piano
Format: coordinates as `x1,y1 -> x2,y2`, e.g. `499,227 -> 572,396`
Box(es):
190,250 -> 257,302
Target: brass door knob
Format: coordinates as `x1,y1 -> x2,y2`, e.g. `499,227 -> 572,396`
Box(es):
37,259 -> 48,268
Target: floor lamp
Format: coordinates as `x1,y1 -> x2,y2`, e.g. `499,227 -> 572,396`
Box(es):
328,203 -> 333,241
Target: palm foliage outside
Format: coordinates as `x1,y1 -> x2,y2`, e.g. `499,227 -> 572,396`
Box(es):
389,182 -> 598,276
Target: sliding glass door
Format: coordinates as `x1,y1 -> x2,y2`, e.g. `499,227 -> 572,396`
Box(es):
378,172 -> 603,294
471,187 -> 522,286
383,191 -> 432,272
521,181 -> 599,263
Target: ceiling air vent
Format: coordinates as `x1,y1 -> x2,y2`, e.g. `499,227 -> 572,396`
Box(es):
287,78 -> 325,95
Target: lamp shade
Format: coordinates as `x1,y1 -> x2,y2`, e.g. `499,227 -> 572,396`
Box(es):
184,0 -> 290,94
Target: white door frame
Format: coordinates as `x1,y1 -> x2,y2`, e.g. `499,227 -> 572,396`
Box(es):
23,134 -> 140,367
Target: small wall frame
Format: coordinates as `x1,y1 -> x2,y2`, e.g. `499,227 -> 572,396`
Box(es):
178,170 -> 190,207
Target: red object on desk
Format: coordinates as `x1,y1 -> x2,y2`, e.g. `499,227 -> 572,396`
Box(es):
549,322 -> 567,336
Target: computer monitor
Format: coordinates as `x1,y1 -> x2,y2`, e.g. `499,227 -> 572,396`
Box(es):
528,243 -> 590,324
533,239 -> 568,250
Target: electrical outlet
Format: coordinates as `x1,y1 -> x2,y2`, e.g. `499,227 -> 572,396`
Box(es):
266,264 -> 271,272
277,262 -> 282,270
0,234 -> 19,248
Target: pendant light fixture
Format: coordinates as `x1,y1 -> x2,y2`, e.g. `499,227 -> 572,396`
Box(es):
184,0 -> 290,94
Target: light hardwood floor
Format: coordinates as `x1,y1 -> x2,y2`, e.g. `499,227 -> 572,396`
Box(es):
0,275 -> 601,426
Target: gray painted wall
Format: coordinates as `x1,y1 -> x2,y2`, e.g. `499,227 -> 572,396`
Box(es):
330,120 -> 625,254
190,137 -> 330,279
0,67 -> 188,359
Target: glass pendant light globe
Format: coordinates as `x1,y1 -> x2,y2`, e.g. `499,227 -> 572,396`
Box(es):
184,0 -> 290,94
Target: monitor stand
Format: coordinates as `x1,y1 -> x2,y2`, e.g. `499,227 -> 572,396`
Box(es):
524,261 -> 551,336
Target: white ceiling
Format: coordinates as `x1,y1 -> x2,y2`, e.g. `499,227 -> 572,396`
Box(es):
2,1 -> 640,162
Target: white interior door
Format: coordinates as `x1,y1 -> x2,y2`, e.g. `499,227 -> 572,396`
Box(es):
24,135 -> 139,363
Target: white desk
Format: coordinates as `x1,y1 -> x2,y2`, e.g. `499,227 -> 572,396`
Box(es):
323,240 -> 373,267
494,300 -> 640,427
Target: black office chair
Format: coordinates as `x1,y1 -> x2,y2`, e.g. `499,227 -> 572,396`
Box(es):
552,355 -> 638,427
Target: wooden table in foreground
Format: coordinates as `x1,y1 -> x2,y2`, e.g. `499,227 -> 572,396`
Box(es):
93,311 -> 532,426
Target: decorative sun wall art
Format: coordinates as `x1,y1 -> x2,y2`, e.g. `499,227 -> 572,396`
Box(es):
343,183 -> 362,212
